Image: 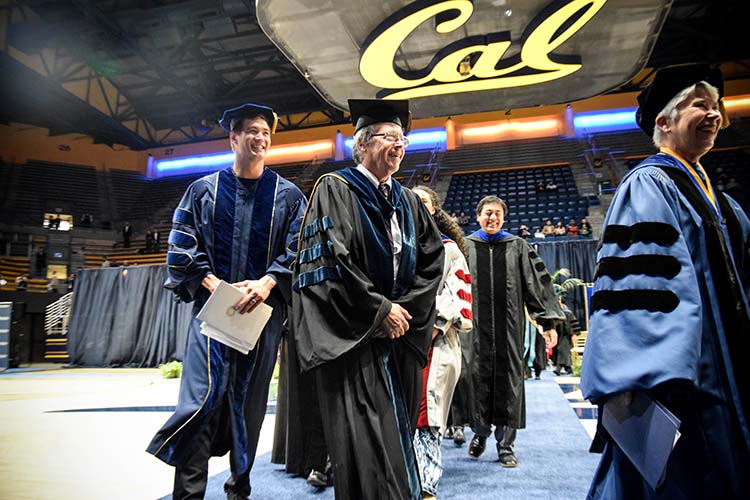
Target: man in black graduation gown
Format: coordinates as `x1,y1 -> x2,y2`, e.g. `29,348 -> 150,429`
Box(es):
293,99 -> 444,500
465,195 -> 563,467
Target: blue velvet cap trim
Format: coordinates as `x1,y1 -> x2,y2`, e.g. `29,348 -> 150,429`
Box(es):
301,216 -> 334,239
294,265 -> 341,290
298,241 -> 334,264
173,208 -> 194,227
168,230 -> 197,249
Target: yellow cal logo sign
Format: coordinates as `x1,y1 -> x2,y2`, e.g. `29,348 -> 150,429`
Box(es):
359,0 -> 608,100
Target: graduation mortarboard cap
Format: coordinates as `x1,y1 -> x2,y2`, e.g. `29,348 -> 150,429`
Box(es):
349,99 -> 411,134
636,64 -> 725,136
219,103 -> 278,134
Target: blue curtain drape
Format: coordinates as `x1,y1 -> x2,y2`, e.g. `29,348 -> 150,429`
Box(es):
67,265 -> 192,367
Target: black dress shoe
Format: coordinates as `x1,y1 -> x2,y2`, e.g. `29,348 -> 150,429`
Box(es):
444,426 -> 454,439
453,426 -> 466,445
468,435 -> 486,458
499,453 -> 519,468
307,469 -> 328,488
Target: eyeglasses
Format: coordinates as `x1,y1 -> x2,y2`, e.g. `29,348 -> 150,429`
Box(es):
371,133 -> 409,146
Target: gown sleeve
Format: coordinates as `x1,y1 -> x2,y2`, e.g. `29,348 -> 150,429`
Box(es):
264,190 -> 307,304
164,182 -> 213,302
519,240 -> 564,330
434,241 -> 473,335
293,176 -> 395,370
580,167 -> 703,403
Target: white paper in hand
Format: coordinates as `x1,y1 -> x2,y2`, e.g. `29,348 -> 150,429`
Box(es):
196,281 -> 273,354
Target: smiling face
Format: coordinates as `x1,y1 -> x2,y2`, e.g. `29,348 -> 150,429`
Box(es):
476,201 -> 505,234
230,116 -> 272,164
659,85 -> 722,163
413,188 -> 436,215
359,122 -> 406,181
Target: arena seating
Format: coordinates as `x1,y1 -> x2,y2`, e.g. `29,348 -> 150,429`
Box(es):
444,164 -> 589,235
9,161 -> 100,225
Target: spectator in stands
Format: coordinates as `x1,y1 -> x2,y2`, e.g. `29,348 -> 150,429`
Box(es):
535,181 -> 546,192
101,257 -> 111,268
145,229 -> 153,253
47,272 -> 60,294
581,64 -> 750,498
545,180 -> 558,191
566,220 -> 579,236
122,221 -> 132,248
67,272 -> 75,293
465,195 -> 562,468
450,211 -> 459,223
553,221 -> 566,236
81,213 -> 93,226
518,224 -> 532,238
0,272 -> 6,287
579,217 -> 593,237
152,229 -> 161,253
457,210 -> 470,226
533,227 -> 545,239
147,102 -> 306,500
542,219 -> 555,236
15,274 -> 29,291
35,247 -> 47,275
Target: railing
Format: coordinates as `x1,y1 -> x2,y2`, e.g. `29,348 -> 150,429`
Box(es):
45,292 -> 73,336
44,292 -> 73,361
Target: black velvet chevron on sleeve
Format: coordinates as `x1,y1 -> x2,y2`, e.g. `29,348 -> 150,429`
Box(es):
591,289 -> 680,313
600,222 -> 680,250
594,255 -> 681,280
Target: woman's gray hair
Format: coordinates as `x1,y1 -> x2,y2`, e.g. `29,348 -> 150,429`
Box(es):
653,81 -> 720,147
352,124 -> 378,164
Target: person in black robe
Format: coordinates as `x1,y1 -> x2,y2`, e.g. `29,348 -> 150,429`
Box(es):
465,195 -> 563,467
146,103 -> 306,500
292,99 -> 444,500
553,300 -> 580,375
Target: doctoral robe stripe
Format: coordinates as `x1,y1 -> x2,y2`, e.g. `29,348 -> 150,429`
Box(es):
301,216 -> 334,239
295,265 -> 341,289
594,255 -> 681,280
173,207 -> 194,227
591,289 -> 679,313
298,241 -> 334,264
601,222 -> 679,249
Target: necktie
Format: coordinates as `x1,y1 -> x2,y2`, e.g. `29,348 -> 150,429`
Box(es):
378,183 -> 394,253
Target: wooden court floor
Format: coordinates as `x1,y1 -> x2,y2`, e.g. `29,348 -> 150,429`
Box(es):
0,366 -> 275,500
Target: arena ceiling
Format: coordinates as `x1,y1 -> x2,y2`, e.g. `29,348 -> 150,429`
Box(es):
1,0 -> 749,150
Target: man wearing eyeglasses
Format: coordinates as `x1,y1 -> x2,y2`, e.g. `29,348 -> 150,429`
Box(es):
293,99 -> 445,499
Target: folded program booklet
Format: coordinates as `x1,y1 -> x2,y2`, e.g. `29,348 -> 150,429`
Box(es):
602,390 -> 681,491
196,280 -> 272,354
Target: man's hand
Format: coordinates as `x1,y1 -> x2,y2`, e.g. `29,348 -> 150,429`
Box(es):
543,328 -> 558,349
381,304 -> 412,339
202,274 -> 221,293
233,275 -> 277,314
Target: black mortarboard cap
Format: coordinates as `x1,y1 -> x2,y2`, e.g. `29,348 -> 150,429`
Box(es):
349,99 -> 411,134
636,64 -> 724,136
219,103 -> 278,133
